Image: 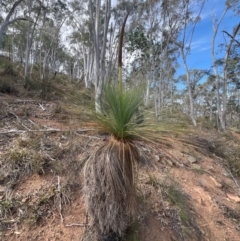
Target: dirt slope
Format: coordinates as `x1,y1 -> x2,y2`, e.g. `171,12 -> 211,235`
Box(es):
0,93 -> 240,241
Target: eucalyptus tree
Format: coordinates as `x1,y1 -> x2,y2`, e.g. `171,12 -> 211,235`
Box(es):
126,26 -> 155,103
68,0 -> 115,107
178,69 -> 208,118
24,0 -> 33,81
39,0 -> 70,80
213,39 -> 240,129
124,0 -> 209,124
211,0 -> 240,130
162,0 -> 206,126
227,43 -> 240,90
0,0 -> 26,48
198,75 -> 217,122
125,0 -> 178,119
10,20 -> 28,63
23,0 -> 44,78
88,0 -> 112,112
221,23 -> 240,130
192,70 -> 211,119
10,0 -> 44,76
67,0 -> 94,88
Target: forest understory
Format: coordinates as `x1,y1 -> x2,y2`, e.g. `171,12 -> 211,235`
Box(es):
0,79 -> 240,241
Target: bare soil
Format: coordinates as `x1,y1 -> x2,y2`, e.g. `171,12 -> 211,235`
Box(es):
0,93 -> 240,241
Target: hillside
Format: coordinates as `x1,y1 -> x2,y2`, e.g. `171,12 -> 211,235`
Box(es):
0,73 -> 240,241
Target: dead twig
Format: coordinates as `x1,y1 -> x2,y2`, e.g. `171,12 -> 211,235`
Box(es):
13,99 -> 37,103
43,152 -> 56,162
0,98 -> 37,103
57,176 -> 64,223
39,103 -> 46,111
65,223 -> 89,227
8,112 -> 31,131
74,131 -> 101,139
28,119 -> 38,126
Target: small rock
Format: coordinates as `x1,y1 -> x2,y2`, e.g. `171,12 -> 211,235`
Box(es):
223,172 -> 230,177
174,161 -> 183,168
227,193 -> 240,203
200,198 -> 206,206
188,156 -> 197,163
154,155 -> 160,162
192,164 -> 201,170
21,198 -> 28,203
216,220 -> 225,226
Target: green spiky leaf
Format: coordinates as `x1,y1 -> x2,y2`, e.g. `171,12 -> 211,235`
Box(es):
95,84 -> 143,140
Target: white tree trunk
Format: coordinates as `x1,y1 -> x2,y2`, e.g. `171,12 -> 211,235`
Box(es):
0,0 -> 25,48
181,48 -> 197,127
24,0 -> 33,81
89,0 -> 111,112
211,8 -> 229,130
145,77 -> 151,107
84,50 -> 93,88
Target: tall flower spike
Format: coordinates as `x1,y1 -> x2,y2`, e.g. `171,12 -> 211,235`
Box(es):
118,10 -> 130,94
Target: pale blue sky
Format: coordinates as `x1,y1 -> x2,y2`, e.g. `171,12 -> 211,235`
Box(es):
177,0 -> 239,77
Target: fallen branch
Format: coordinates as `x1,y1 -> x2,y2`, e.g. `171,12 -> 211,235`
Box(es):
0,128 -> 96,134
0,97 -> 38,103
8,112 -> 21,122
1,219 -> 16,224
0,128 -> 61,134
14,99 -> 37,103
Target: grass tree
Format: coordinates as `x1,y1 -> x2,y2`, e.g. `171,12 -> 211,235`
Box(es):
83,11 -> 147,241
83,7 -> 190,239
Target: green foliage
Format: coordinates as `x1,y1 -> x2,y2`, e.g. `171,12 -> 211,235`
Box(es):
95,84 -> 143,140
0,79 -> 18,95
147,173 -> 159,189
24,77 -> 42,91
0,60 -> 20,95
0,62 -> 18,77
196,116 -> 217,129
124,220 -> 141,241
212,132 -> 240,176
126,27 -> 161,60
127,27 -> 151,52
93,85 -> 189,146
